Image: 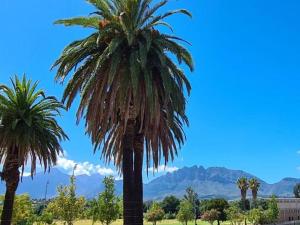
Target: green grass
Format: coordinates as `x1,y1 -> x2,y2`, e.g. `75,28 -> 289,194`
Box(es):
55,219 -> 233,225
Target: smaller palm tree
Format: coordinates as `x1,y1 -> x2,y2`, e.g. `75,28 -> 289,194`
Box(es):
249,178 -> 260,201
237,177 -> 249,210
0,76 -> 68,225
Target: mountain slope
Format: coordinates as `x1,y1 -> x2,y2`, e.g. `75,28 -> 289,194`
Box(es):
0,166 -> 298,200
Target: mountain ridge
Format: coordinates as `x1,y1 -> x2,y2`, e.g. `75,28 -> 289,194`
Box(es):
0,166 -> 298,200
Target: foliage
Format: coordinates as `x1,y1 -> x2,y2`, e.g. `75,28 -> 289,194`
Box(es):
0,75 -> 67,176
144,201 -> 154,213
294,183 -> 300,198
251,199 -> 268,210
46,175 -> 85,225
53,0 -> 193,171
145,202 -> 165,225
247,197 -> 279,225
184,187 -> 200,223
36,211 -> 54,225
177,200 -> 194,225
0,194 -> 34,225
225,205 -> 245,225
248,208 -> 263,225
266,196 -> 279,223
200,199 -> 229,224
117,197 -> 123,219
161,196 -> 180,216
90,176 -> 119,225
201,209 -> 220,225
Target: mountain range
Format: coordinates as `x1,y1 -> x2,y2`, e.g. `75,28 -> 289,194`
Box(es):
0,166 -> 298,200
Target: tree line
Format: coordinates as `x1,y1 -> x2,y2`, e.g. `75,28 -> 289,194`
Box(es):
0,176 -> 279,225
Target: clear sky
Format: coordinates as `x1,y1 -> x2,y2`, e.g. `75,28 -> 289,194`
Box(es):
1,0 -> 300,183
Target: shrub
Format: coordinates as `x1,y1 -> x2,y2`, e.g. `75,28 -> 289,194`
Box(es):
145,202 -> 165,225
201,209 -> 220,225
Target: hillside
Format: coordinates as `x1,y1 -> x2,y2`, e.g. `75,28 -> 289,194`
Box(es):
0,166 -> 298,200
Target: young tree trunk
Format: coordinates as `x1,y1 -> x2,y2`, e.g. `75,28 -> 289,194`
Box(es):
123,119 -> 135,225
133,133 -> 144,225
0,150 -> 20,225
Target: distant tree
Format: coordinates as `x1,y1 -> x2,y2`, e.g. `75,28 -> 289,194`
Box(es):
201,209 -> 220,225
200,199 -> 229,225
161,195 -> 180,217
248,179 -> 260,202
145,202 -> 165,225
237,177 -> 249,210
46,175 -> 85,225
294,183 -> 300,198
177,200 -> 194,225
91,176 -> 120,225
184,187 -> 200,225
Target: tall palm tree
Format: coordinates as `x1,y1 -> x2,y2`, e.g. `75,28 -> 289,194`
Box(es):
0,76 -> 68,225
248,178 -> 260,201
52,0 -> 193,224
237,177 -> 249,210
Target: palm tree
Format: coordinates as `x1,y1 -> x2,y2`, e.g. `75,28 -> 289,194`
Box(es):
237,177 -> 249,210
248,178 -> 260,201
0,76 -> 68,225
52,0 -> 193,224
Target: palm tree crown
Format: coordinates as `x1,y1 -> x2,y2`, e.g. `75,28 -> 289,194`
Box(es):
53,0 -> 193,169
237,177 -> 249,192
249,178 -> 260,199
0,76 -> 68,176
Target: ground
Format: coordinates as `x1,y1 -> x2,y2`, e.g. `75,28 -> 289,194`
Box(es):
55,219 -> 233,225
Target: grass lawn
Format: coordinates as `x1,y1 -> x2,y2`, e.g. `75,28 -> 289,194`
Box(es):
55,219 -> 233,225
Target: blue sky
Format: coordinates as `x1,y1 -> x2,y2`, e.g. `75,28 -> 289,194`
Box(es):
1,0 -> 300,183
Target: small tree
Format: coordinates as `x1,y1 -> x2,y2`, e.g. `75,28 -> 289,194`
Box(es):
177,200 -> 194,225
145,202 -> 165,225
202,209 -> 220,225
91,176 -> 119,225
184,187 -> 200,225
266,196 -> 279,224
200,199 -> 229,225
46,175 -> 85,225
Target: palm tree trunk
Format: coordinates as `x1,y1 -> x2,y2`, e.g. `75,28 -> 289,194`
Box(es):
133,133 -> 144,225
241,191 -> 246,210
252,190 -> 257,201
1,150 -> 20,225
123,119 -> 135,225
